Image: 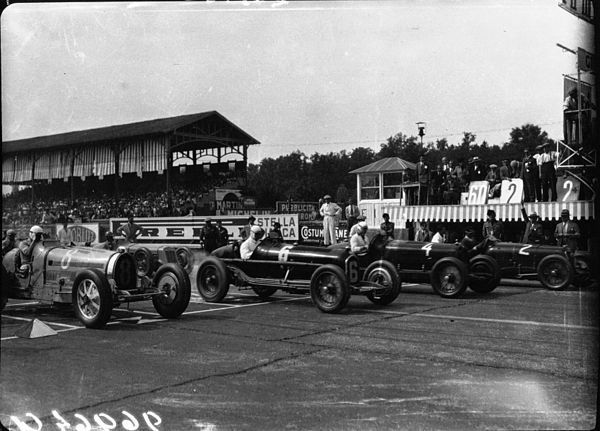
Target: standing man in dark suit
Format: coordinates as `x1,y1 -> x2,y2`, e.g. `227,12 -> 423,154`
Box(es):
554,209 -> 580,252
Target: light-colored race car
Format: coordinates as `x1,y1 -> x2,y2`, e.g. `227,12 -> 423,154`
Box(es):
1,239 -> 191,328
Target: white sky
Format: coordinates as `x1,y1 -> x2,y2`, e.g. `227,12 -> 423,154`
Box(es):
1,1 -> 594,165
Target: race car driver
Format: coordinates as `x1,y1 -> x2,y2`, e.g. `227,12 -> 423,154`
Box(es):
240,225 -> 264,260
350,221 -> 369,254
18,225 -> 44,272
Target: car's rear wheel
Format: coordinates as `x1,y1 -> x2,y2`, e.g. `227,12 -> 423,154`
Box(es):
468,255 -> 501,293
364,260 -> 401,305
431,257 -> 468,298
72,269 -> 113,329
537,254 -> 572,290
252,286 -> 278,299
310,264 -> 350,313
152,263 -> 191,318
196,257 -> 230,302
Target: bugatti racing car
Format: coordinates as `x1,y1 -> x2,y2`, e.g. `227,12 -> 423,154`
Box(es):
2,239 -> 191,328
196,237 -> 401,313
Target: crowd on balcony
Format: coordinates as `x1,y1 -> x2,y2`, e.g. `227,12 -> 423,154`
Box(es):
412,143 -> 565,205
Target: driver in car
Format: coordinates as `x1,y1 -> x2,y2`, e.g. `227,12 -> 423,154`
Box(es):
18,225 -> 44,273
240,225 -> 264,260
350,221 -> 369,254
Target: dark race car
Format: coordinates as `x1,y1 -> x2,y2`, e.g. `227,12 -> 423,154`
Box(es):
2,240 -> 191,328
333,234 -> 501,299
477,241 -> 596,290
196,238 -> 401,313
117,240 -> 202,277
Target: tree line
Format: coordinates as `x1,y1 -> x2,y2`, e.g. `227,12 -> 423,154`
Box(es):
246,123 -> 554,207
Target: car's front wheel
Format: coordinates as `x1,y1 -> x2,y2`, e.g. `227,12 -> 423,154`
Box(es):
196,257 -> 230,302
152,263 -> 191,318
468,255 -> 501,293
364,260 -> 401,305
538,254 -> 572,290
72,269 -> 113,329
310,264 -> 350,313
431,257 -> 468,298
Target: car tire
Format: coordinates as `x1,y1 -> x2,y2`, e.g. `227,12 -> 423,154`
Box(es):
72,268 -> 113,329
310,264 -> 350,313
573,255 -> 595,289
468,255 -> 501,293
537,254 -> 572,290
196,256 -> 230,302
151,263 -> 191,318
252,286 -> 279,299
175,247 -> 195,273
133,247 -> 154,277
431,257 -> 468,298
364,260 -> 401,305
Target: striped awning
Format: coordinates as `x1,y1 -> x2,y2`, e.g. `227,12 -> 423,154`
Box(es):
379,201 -> 594,222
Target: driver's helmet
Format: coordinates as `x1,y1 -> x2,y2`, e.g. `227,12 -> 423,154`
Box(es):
29,225 -> 44,240
250,225 -> 264,240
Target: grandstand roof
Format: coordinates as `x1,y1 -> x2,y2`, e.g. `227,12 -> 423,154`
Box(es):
349,157 -> 416,174
2,111 -> 260,154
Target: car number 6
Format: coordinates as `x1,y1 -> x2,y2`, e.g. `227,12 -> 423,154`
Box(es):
61,249 -> 78,270
278,246 -> 293,262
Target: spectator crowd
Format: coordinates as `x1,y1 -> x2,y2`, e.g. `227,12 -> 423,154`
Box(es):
411,143 -> 560,204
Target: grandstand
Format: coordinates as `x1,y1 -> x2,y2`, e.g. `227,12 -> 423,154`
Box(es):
2,111 -> 259,220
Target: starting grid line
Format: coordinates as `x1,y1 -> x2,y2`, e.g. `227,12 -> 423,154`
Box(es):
2,288 -> 597,340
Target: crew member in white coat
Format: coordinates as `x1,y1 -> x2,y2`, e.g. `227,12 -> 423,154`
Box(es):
319,194 -> 341,246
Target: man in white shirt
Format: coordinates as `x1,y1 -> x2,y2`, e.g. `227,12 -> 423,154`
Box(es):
319,194 -> 341,246
57,220 -> 74,246
539,143 -> 557,202
431,225 -> 447,244
345,198 -> 360,240
350,222 -> 369,254
240,225 -> 264,260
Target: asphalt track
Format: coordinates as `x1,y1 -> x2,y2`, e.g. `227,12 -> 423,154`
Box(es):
1,278 -> 598,431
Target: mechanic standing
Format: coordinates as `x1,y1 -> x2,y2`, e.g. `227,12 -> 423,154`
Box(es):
482,209 -> 504,241
345,198 -> 360,240
200,218 -> 220,253
319,194 -> 341,246
2,229 -> 18,256
117,214 -> 143,243
554,209 -> 580,252
380,213 -> 395,240
215,219 -> 229,247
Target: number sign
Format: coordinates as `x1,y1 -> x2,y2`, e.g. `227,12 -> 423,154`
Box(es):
499,179 -> 523,204
556,176 -> 581,202
467,181 -> 489,205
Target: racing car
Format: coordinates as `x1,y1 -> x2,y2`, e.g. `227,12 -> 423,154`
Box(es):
196,238 -> 401,313
478,241 -> 595,290
116,240 -> 201,277
2,239 -> 191,328
333,233 -> 501,299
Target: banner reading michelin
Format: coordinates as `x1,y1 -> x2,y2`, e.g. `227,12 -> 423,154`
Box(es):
109,215 -> 299,242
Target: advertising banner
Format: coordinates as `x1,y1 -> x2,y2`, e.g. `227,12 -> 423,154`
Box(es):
299,222 -> 348,243
109,215 -> 299,242
276,201 -> 320,221
56,223 -> 100,244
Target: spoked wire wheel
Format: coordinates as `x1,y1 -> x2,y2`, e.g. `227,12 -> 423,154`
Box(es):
310,265 -> 350,313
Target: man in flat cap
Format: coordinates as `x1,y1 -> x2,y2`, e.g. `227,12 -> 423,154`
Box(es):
482,209 -> 504,241
554,209 -> 580,251
319,194 -> 341,246
2,229 -> 18,256
200,218 -> 220,253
